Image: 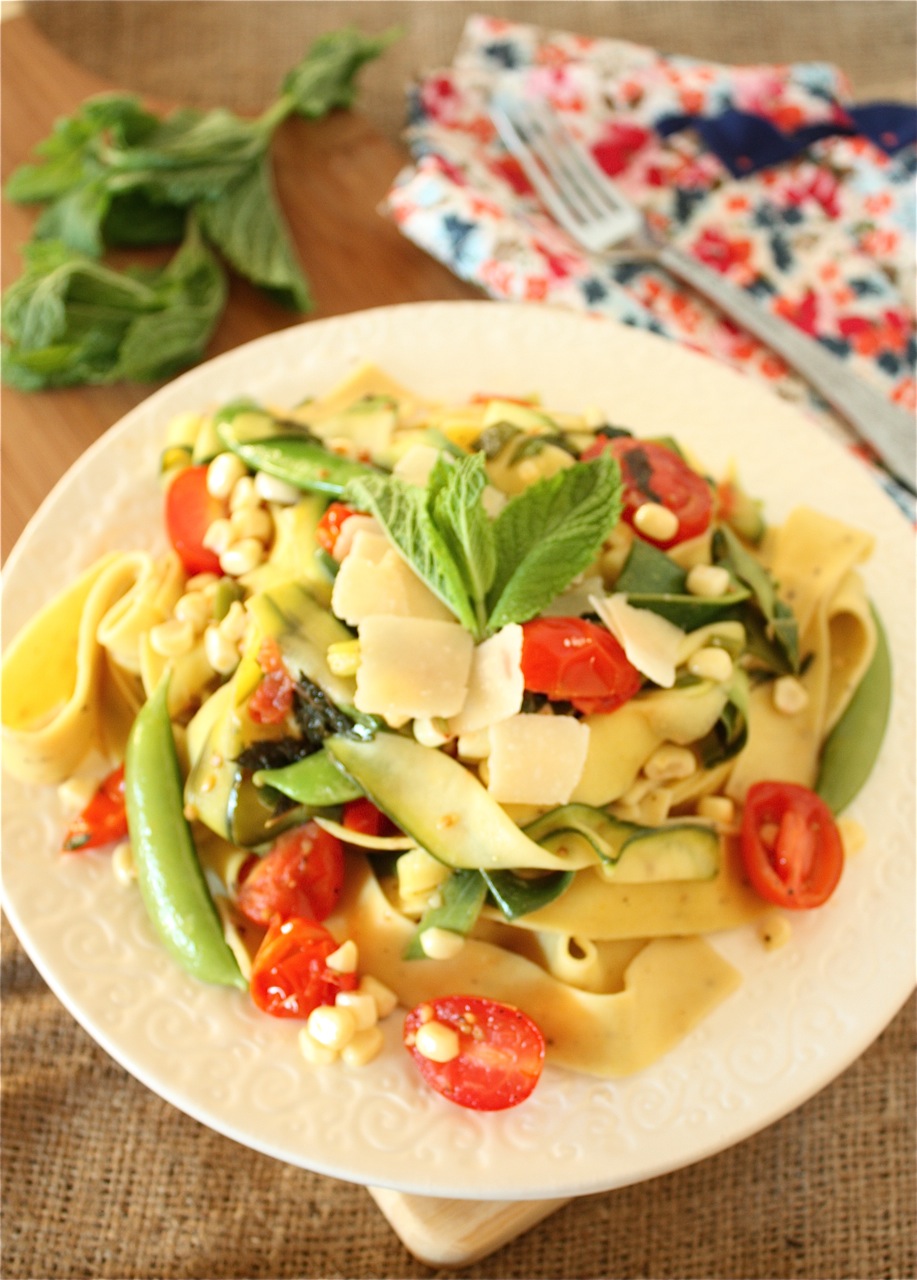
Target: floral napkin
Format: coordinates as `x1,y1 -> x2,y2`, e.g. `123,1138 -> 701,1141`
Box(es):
386,15 -> 916,512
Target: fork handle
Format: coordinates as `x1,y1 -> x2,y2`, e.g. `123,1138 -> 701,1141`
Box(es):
656,242 -> 916,494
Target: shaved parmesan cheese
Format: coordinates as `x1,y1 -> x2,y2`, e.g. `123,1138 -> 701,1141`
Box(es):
332,514 -> 380,563
590,593 -> 684,689
487,714 -> 590,806
449,624 -> 524,735
392,444 -> 444,488
354,616 -> 473,724
332,530 -> 453,625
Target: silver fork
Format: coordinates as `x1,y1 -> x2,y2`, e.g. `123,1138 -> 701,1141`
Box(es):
491,94 -> 916,495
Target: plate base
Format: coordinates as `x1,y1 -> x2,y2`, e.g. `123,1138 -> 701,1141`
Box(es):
368,1187 -> 570,1267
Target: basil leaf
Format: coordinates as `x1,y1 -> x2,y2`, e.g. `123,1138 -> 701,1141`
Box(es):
486,453 -> 622,632
482,868 -> 573,919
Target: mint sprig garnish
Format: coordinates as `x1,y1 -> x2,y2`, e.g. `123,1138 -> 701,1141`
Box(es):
344,451 -> 622,639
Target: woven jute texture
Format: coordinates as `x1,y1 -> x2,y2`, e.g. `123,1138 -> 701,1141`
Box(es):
24,0 -> 917,141
3,912 -> 915,1280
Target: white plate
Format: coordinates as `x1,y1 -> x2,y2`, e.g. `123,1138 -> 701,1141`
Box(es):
2,302 -> 914,1201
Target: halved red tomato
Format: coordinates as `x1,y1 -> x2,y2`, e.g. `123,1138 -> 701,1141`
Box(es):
62,763 -> 128,852
236,821 -> 345,925
249,917 -> 356,1018
520,616 -> 642,715
342,797 -> 387,838
315,501 -> 358,557
740,781 -> 844,909
582,436 -> 712,547
164,464 -> 224,576
404,995 -> 545,1111
248,638 -> 296,725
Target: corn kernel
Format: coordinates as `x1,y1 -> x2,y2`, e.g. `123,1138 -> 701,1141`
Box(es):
185,572 -> 220,594
335,990 -> 378,1030
413,717 -> 452,748
325,940 -> 358,974
149,617 -> 195,658
307,1003 -> 357,1050
419,926 -> 465,961
254,471 -> 302,505
633,502 -> 679,543
341,1025 -> 384,1067
414,1019 -> 460,1063
397,849 -> 450,899
687,646 -> 733,683
773,675 -> 809,715
359,975 -> 398,1019
298,1027 -> 338,1066
111,841 -> 136,886
697,795 -> 735,826
643,743 -> 696,782
173,590 -> 212,633
219,538 -> 264,578
686,564 -> 731,598
230,506 -> 273,544
326,640 -> 361,677
204,624 -> 240,675
217,599 -> 248,642
202,517 -> 234,555
206,452 -> 248,500
229,475 -> 260,511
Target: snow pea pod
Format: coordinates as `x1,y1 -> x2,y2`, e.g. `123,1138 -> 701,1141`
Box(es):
816,606 -> 892,815
125,676 -> 246,989
216,417 -> 382,496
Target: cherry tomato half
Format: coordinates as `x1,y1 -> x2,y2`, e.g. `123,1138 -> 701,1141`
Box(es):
62,763 -> 128,852
740,781 -> 844,910
248,638 -> 296,726
249,917 -> 356,1018
236,821 -> 345,926
582,437 -> 712,548
316,501 -> 358,558
520,617 -> 642,715
404,995 -> 545,1111
164,465 -> 225,576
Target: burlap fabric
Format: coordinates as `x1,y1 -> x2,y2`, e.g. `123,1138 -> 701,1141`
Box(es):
4,4 -> 916,1276
3,911 -> 914,1278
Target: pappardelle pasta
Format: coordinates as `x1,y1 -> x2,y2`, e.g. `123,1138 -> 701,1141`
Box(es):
1,364 -> 888,1110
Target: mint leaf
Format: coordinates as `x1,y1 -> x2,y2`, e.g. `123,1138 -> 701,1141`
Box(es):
486,453 -> 622,632
712,525 -> 799,673
283,27 -> 400,118
1,219 -> 225,389
343,472 -> 479,634
197,156 -> 311,311
430,454 -> 496,634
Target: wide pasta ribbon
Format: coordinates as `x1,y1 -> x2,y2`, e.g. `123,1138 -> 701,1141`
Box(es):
2,553 -> 151,784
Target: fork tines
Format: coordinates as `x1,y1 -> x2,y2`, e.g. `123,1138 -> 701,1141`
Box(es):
491,95 -> 643,252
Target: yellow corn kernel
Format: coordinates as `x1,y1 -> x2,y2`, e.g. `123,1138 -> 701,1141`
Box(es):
326,940 -> 359,974
230,505 -> 273,544
413,1019 -> 460,1063
206,452 -> 248,500
643,743 -> 696,782
219,538 -> 264,578
173,590 -> 212,633
204,624 -> 240,675
419,926 -> 465,961
358,975 -> 398,1020
254,471 -> 301,505
686,564 -> 731,598
341,1025 -> 385,1067
633,502 -> 679,543
327,640 -> 361,677
772,675 -> 809,715
202,517 -> 234,555
307,1003 -> 357,1051
229,475 -> 260,511
687,646 -> 733,682
697,794 -> 736,826
298,1028 -> 338,1066
335,990 -> 378,1030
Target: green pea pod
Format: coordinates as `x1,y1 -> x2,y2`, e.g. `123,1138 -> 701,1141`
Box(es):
816,605 -> 892,815
216,417 -> 382,496
254,748 -> 364,807
125,677 -> 246,989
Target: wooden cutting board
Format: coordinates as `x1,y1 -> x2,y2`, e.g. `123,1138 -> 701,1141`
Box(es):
0,15 -> 567,1265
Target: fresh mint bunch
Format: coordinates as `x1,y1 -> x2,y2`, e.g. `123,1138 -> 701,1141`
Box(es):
1,218 -> 226,389
2,27 -> 398,388
345,451 -> 622,638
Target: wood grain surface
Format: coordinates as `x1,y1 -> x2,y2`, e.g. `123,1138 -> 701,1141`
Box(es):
0,13 -> 478,563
